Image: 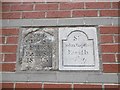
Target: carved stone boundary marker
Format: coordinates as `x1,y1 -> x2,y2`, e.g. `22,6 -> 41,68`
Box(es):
59,27 -> 100,70
17,28 -> 58,71
17,27 -> 99,71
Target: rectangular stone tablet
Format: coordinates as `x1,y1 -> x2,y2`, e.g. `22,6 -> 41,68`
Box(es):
59,27 -> 100,70
17,28 -> 58,71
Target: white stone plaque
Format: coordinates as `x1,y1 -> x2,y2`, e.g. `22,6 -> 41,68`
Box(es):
59,27 -> 100,70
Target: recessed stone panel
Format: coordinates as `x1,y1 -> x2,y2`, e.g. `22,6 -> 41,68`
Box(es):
17,27 -> 99,71
59,27 -> 100,70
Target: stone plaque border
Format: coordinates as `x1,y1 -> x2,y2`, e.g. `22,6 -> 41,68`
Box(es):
15,26 -> 105,82
16,26 -> 100,72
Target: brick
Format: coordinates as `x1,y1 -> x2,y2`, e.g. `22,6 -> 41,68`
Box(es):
22,2 -> 37,4
0,64 -> 1,71
60,2 -> 84,10
0,29 -> 1,35
7,37 -> 18,44
0,36 -> 5,44
0,6 -> 1,12
102,54 -> 116,62
2,83 -> 14,88
2,2 -> 22,4
22,12 -> 45,19
2,45 -> 17,53
72,10 -> 97,17
74,84 -> 102,90
114,35 -> 120,43
100,10 -> 119,17
47,11 -> 71,18
4,54 -> 16,62
2,12 -> 21,19
103,64 -> 120,73
2,63 -> 15,72
2,28 -> 19,35
44,84 -> 71,90
35,3 -> 58,10
22,0 -> 45,2
2,5 -> 11,12
46,0 -> 71,2
100,35 -> 113,43
112,2 -> 120,9
104,85 -> 120,90
100,26 -> 119,34
0,54 -> 4,62
101,44 -> 119,53
0,12 -> 2,19
11,4 -> 33,11
15,83 -> 42,89
116,54 -> 120,62
86,2 -> 111,9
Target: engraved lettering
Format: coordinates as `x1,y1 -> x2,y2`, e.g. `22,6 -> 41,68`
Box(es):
18,28 -> 56,71
62,30 -> 95,67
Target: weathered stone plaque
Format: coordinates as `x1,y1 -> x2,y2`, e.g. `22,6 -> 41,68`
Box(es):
17,28 -> 58,71
59,27 -> 99,70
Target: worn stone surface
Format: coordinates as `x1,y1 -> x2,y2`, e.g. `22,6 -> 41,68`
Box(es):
2,72 -> 119,83
17,28 -> 58,71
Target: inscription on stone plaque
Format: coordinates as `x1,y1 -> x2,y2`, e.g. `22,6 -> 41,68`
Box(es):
59,27 -> 99,70
17,28 -> 58,71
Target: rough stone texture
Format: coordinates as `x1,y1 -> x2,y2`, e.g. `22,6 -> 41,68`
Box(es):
17,28 -> 58,71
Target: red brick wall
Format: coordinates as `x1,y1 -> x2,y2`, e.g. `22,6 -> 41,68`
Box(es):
2,2 -> 119,19
1,1 -> 120,90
